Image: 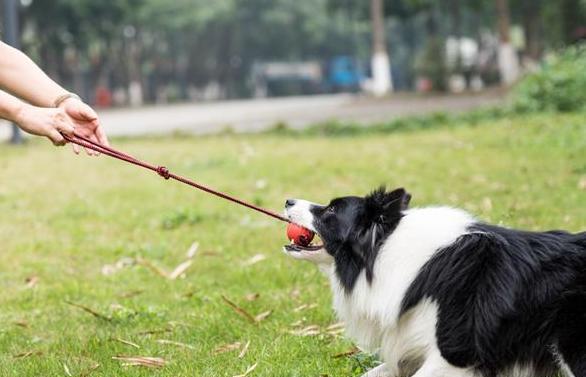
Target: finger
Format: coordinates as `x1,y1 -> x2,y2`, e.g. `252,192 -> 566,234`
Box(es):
75,102 -> 98,122
83,103 -> 98,121
83,140 -> 96,156
89,134 -> 101,156
54,110 -> 75,136
95,122 -> 110,147
82,134 -> 99,156
48,129 -> 66,146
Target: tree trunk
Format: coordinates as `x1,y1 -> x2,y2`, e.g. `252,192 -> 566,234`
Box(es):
495,0 -> 520,84
125,29 -> 144,107
561,0 -> 583,43
370,0 -> 392,96
522,0 -> 542,61
451,0 -> 462,71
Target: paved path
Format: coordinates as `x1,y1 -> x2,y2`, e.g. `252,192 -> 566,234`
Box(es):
1,91 -> 503,140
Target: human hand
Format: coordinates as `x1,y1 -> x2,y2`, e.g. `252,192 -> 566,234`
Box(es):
58,97 -> 109,155
14,103 -> 75,146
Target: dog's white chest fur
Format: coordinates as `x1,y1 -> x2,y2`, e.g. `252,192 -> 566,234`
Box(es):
328,207 -> 475,374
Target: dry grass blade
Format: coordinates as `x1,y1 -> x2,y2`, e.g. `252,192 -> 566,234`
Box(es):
65,301 -> 111,322
289,288 -> 301,299
202,251 -> 220,257
112,356 -> 166,368
238,340 -> 251,359
293,303 -> 317,312
221,295 -> 256,324
14,320 -> 29,328
136,328 -> 172,336
332,347 -> 360,359
289,319 -> 305,327
111,337 -> 140,349
168,260 -> 192,280
244,293 -> 260,302
242,254 -> 266,267
101,257 -> 135,276
63,362 -> 73,376
579,177 -> 586,190
25,276 -> 39,288
325,322 -> 345,336
254,310 -> 272,323
118,290 -> 144,298
233,363 -> 258,377
79,362 -> 100,377
157,339 -> 196,350
135,257 -> 168,278
212,342 -> 242,355
289,325 -> 320,336
186,242 -> 199,259
325,322 -> 345,331
12,350 -> 42,359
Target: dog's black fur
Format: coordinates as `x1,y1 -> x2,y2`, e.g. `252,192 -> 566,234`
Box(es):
309,187 -> 411,291
304,187 -> 586,376
401,224 -> 586,376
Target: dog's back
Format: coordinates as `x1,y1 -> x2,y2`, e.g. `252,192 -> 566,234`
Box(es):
399,224 -> 586,377
555,231 -> 586,377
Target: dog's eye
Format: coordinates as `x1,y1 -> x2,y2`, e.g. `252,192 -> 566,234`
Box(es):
326,206 -> 336,214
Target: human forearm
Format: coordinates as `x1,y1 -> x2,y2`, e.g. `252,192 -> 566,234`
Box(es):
0,90 -> 25,123
0,89 -> 75,145
0,41 -> 69,107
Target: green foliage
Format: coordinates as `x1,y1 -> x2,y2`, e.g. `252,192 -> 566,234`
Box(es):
268,105 -> 509,137
512,45 -> 586,113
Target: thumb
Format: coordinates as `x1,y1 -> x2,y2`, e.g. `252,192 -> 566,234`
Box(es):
76,102 -> 98,122
63,100 -> 98,122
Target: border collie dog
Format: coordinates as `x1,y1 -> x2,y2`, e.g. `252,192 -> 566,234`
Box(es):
283,188 -> 586,377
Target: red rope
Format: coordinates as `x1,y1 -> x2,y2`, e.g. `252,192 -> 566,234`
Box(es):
62,132 -> 290,224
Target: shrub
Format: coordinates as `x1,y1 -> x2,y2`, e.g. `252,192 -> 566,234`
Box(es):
512,45 -> 586,113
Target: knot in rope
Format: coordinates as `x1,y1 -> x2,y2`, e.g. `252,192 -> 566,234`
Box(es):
156,166 -> 171,180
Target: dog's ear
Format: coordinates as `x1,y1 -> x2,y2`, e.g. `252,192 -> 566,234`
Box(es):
365,187 -> 411,224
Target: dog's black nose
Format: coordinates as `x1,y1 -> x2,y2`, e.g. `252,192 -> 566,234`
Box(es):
285,199 -> 296,208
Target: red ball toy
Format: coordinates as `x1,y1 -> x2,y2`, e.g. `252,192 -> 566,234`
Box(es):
287,223 -> 315,247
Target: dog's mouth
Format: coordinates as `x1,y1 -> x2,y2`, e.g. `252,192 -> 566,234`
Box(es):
284,236 -> 324,253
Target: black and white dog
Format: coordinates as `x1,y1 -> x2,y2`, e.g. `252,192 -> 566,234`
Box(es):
283,187 -> 586,377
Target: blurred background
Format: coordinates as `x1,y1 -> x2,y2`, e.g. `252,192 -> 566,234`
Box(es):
1,0 -> 585,140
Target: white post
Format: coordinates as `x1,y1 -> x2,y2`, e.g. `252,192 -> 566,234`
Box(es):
497,42 -> 520,84
371,0 -> 392,96
495,0 -> 520,84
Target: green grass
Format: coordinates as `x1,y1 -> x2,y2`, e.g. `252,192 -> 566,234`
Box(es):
0,113 -> 585,376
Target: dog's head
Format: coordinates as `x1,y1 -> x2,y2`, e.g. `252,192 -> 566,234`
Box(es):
284,187 -> 411,291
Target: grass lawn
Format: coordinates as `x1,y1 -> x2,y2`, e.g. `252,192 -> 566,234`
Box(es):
0,113 -> 584,376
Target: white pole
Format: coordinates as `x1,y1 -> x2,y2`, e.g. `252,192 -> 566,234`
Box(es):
371,0 -> 392,96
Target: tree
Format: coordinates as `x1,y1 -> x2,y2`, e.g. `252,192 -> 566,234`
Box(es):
370,0 -> 393,95
495,0 -> 520,84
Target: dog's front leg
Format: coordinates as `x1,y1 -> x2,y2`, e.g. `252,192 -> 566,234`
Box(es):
361,363 -> 392,377
411,352 -> 474,377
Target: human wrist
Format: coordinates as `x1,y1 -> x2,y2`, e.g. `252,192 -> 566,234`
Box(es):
53,92 -> 81,108
12,101 -> 31,125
